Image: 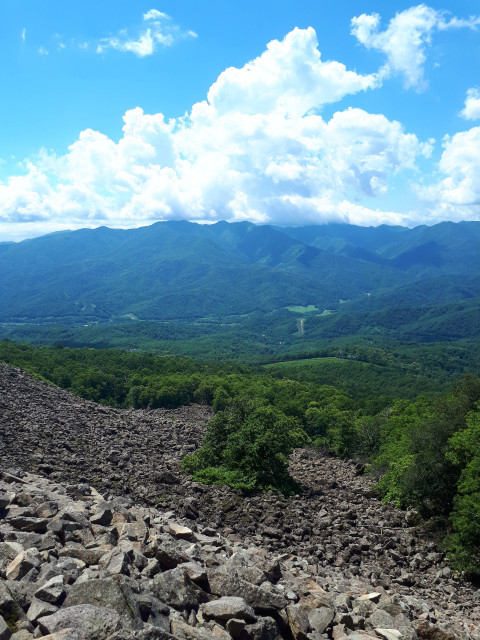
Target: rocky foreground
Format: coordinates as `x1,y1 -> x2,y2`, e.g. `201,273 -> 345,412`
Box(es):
1,363 -> 480,639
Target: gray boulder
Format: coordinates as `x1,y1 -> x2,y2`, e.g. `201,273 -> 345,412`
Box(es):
200,597 -> 256,623
208,567 -> 286,614
38,605 -> 122,639
34,576 -> 65,605
153,568 -> 209,611
63,578 -> 140,622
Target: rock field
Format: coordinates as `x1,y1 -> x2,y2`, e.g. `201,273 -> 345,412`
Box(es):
1,363 -> 479,640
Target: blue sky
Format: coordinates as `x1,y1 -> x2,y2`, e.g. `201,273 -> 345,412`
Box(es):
1,0 -> 479,240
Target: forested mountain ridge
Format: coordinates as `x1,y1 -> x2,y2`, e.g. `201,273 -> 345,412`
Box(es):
279,220 -> 479,277
0,220 -> 478,324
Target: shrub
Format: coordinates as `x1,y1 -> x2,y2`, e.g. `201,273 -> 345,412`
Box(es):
182,398 -> 308,493
446,409 -> 480,575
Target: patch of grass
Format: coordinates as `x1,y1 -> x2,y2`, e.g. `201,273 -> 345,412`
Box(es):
286,305 -> 318,313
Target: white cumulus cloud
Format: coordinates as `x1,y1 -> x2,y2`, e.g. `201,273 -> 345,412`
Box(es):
415,126 -> 480,220
460,88 -> 480,121
97,8 -> 196,57
205,27 -> 380,117
351,4 -> 480,91
143,9 -> 169,21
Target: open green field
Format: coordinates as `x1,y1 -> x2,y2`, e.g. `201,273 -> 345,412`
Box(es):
285,305 -> 318,313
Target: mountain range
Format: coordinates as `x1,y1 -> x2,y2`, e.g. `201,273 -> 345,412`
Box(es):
0,219 -> 478,324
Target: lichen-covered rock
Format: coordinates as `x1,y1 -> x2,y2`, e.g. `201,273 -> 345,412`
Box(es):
153,568 -> 209,611
34,575 -> 65,605
208,567 -> 286,613
200,596 -> 256,623
38,604 -> 123,638
63,578 -> 141,621
6,550 -> 41,581
287,604 -> 310,640
308,607 -> 335,634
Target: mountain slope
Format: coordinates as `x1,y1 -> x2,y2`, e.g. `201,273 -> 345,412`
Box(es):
0,222 -> 335,321
0,220 -> 477,323
280,220 -> 479,277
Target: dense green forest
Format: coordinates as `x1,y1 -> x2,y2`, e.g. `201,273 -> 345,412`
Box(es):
1,220 -> 478,324
1,339 -> 479,576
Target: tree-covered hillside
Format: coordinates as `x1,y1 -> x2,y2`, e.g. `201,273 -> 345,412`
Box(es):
1,220 -> 477,323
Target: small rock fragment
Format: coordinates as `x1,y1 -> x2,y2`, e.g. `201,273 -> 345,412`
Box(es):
168,522 -> 194,540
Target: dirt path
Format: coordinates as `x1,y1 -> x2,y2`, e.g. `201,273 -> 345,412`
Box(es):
298,318 -> 304,335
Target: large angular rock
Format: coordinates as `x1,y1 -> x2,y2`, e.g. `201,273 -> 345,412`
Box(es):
171,618 -> 226,640
117,521 -> 147,544
200,597 -> 256,623
58,547 -> 105,567
178,562 -> 207,584
244,616 -> 281,640
35,501 -> 60,519
63,578 -> 140,621
153,568 -> 208,611
308,607 -> 335,634
147,537 -> 190,570
287,604 -> 310,640
0,581 -> 15,618
262,558 -> 281,584
226,619 -> 246,638
98,549 -> 132,576
26,597 -> 58,623
6,550 -> 41,581
51,507 -> 91,533
90,508 -> 113,527
7,517 -> 48,534
208,567 -> 286,614
34,575 -> 65,605
0,542 -> 23,570
357,593 -> 381,604
0,492 -> 13,510
135,594 -> 170,632
369,609 -> 396,630
375,630 -> 403,640
168,522 -> 194,540
38,604 -> 122,639
226,563 -> 265,587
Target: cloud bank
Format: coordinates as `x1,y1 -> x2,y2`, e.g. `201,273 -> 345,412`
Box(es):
1,15 -> 479,240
